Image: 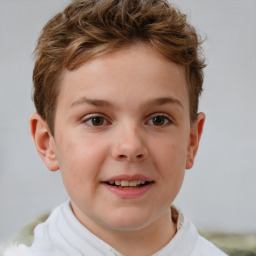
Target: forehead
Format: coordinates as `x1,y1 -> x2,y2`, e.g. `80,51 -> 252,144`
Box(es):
57,44 -> 189,111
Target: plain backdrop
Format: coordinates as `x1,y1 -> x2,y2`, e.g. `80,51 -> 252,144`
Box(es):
0,0 -> 255,243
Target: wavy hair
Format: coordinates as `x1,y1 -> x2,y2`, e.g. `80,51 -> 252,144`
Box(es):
33,0 -> 205,134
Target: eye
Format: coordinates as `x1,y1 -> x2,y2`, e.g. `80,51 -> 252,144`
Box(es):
147,115 -> 171,126
83,116 -> 107,126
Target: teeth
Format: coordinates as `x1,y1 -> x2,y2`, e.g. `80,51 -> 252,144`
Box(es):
129,180 -> 138,187
121,180 -> 129,186
109,180 -> 148,187
115,180 -> 121,186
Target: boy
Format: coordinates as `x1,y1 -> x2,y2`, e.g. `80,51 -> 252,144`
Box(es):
4,0 -> 227,255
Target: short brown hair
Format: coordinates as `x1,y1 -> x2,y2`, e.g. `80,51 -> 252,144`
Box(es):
33,0 -> 205,135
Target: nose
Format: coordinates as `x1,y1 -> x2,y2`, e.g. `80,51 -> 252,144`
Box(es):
111,126 -> 148,162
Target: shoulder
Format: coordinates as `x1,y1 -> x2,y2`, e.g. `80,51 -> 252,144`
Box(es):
170,206 -> 227,256
2,242 -> 64,256
191,235 -> 228,256
1,204 -> 64,256
2,244 -> 33,256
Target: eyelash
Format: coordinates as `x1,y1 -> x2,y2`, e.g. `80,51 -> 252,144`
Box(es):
82,114 -> 172,127
146,114 -> 172,126
82,115 -> 109,127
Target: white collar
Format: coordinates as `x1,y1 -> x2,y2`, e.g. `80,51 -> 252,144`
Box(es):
32,201 -> 198,256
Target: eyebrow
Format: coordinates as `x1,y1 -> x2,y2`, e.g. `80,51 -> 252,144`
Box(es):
144,97 -> 183,109
70,96 -> 183,109
71,97 -> 113,108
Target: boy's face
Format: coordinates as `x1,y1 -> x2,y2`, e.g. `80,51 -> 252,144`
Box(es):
32,44 -> 204,235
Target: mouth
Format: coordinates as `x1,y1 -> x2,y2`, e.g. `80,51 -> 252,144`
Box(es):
102,175 -> 154,198
104,180 -> 154,189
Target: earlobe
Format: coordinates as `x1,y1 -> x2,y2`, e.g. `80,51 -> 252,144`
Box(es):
185,112 -> 205,169
30,113 -> 59,171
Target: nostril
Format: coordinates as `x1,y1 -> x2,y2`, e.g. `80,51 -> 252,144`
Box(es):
115,153 -> 146,161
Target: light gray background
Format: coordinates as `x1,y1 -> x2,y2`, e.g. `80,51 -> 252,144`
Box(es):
0,0 -> 255,243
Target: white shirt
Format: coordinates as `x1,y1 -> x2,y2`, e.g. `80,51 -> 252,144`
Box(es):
3,201 -> 227,256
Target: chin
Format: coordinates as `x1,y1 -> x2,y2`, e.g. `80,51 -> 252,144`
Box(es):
102,209 -> 154,231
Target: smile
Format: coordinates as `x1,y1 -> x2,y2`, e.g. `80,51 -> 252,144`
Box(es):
103,182 -> 154,199
102,175 -> 154,199
105,180 -> 152,188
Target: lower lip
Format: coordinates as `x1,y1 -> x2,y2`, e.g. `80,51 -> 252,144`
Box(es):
102,183 -> 153,199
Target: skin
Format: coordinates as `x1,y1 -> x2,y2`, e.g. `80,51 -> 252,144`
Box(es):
30,43 -> 205,256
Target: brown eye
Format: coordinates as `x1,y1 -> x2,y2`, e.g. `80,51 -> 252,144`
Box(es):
148,115 -> 171,126
91,117 -> 105,126
84,116 -> 107,126
152,116 -> 165,126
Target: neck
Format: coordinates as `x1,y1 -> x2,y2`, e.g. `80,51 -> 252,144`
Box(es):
81,209 -> 177,256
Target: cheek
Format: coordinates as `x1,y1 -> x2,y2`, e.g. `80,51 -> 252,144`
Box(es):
152,137 -> 188,174
56,137 -> 109,191
159,145 -> 186,188
151,135 -> 188,192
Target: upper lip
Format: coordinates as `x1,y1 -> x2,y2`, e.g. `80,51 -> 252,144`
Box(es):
103,174 -> 153,182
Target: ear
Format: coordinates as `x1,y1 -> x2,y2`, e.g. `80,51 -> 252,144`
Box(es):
185,112 -> 205,169
30,113 -> 59,171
